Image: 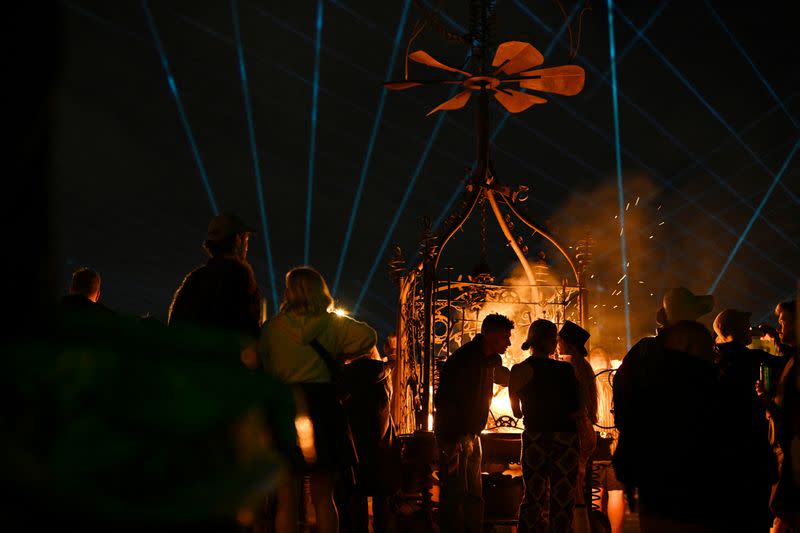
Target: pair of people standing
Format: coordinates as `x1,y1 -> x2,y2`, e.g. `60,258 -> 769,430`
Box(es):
510,320 -> 595,533
435,314 -> 594,533
170,213 -> 392,532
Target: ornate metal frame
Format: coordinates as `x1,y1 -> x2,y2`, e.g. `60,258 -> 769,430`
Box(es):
387,1 -> 590,435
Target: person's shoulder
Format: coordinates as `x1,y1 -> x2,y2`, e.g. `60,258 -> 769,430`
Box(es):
179,263 -> 209,284
747,347 -> 776,360
330,312 -> 375,336
510,358 -> 533,375
265,311 -> 293,330
330,312 -> 366,328
442,343 -> 476,370
209,257 -> 254,276
449,340 -> 481,361
550,358 -> 575,372
96,302 -> 118,316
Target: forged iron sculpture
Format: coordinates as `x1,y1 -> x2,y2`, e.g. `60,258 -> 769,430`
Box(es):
387,0 -> 590,442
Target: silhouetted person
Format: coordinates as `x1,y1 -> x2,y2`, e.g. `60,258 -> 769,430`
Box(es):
617,318 -> 726,531
557,320 -> 597,533
169,212 -> 263,358
758,300 -> 800,531
435,313 -> 513,533
713,309 -> 779,532
613,287 -> 714,484
510,319 -> 580,533
60,267 -> 116,318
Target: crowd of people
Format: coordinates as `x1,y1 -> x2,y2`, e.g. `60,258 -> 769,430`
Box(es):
58,211 -> 799,533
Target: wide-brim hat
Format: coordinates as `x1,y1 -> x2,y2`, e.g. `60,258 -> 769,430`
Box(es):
558,320 -> 590,356
207,212 -> 256,241
663,287 -> 714,323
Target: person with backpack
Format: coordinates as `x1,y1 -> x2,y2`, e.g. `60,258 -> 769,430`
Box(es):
259,266 -> 378,533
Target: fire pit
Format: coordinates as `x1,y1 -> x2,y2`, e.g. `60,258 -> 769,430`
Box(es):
481,429 -> 522,466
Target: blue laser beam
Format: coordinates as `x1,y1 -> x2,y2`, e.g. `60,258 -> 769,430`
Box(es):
142,0 -> 218,215
305,0 -> 324,264
513,1 -> 795,237
175,8 -> 472,184
328,0 -> 381,34
614,6 -> 800,206
332,0 -> 412,296
489,0 -> 580,145
703,0 -> 798,130
593,132 -> 799,272
508,3 -> 797,277
354,85 -> 459,313
581,151 -> 799,303
231,0 -> 278,312
607,0 -> 631,351
755,291 -> 795,325
433,3 -> 580,232
583,0 -> 670,100
708,139 -> 800,294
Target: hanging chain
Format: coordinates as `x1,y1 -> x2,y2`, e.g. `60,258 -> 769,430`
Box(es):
480,201 -> 488,263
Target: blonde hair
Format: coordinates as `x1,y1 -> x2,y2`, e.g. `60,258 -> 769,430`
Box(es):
280,266 -> 334,316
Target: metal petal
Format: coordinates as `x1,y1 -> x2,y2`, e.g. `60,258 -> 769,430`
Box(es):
409,50 -> 471,76
518,65 -> 586,96
426,90 -> 472,116
492,89 -> 547,113
492,41 -> 545,75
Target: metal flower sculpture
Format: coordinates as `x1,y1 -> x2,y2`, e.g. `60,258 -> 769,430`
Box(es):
385,41 -> 586,115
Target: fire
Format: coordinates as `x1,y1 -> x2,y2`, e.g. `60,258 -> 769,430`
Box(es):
489,385 -> 519,427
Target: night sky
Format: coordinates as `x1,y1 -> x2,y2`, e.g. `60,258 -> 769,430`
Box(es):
53,1 -> 799,348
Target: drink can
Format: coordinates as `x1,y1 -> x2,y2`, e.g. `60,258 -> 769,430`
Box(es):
760,362 -> 773,394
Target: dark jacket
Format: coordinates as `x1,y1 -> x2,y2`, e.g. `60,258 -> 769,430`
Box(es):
715,342 -> 780,444
613,334 -> 725,522
168,256 -> 262,341
434,334 -> 504,443
714,342 -> 779,527
60,294 -> 116,318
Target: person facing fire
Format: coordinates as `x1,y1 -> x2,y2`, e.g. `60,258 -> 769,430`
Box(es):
168,212 -> 263,367
614,289 -> 728,530
509,319 -> 580,533
557,320 -> 597,533
434,312 -> 513,533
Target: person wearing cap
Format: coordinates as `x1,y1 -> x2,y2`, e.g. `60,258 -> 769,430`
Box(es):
612,288 -> 722,526
509,319 -> 580,533
613,290 -> 734,530
434,313 -> 513,533
557,321 -> 597,533
613,286 -> 714,442
712,309 -> 779,532
168,212 -> 263,358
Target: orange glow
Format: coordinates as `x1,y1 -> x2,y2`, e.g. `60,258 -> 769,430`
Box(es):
490,386 -> 515,421
294,414 -> 316,464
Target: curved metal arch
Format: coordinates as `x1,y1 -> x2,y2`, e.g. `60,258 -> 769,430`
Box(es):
431,185 -> 483,272
498,191 -> 581,285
